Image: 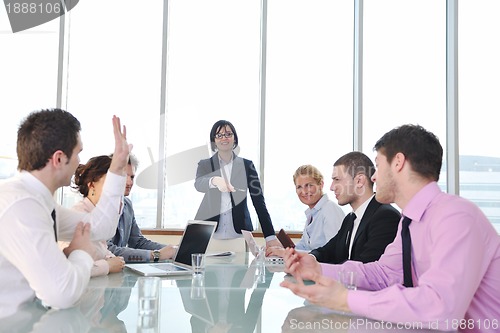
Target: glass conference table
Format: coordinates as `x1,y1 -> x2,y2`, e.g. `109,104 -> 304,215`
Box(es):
2,252 -> 446,333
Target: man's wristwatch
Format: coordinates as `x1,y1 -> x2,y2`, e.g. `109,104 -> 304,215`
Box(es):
152,250 -> 161,262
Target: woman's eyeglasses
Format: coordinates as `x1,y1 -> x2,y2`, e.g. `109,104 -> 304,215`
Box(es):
215,132 -> 234,139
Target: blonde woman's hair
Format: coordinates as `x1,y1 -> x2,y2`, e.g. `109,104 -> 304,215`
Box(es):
293,164 -> 324,185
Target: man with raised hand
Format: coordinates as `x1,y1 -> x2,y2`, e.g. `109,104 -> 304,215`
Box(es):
0,109 -> 131,318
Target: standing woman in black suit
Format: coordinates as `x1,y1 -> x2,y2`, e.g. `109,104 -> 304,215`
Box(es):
194,120 -> 282,248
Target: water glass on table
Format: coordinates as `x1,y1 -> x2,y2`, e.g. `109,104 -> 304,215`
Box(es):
137,313 -> 159,333
138,277 -> 161,316
190,273 -> 206,299
256,246 -> 266,267
191,253 -> 206,275
338,270 -> 357,290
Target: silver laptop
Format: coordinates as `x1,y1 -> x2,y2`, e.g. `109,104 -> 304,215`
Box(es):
125,220 -> 217,276
241,230 -> 284,264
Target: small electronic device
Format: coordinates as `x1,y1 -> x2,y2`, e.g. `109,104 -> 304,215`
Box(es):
277,229 -> 295,249
242,230 -> 284,265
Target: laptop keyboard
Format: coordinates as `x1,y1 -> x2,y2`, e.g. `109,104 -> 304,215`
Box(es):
152,263 -> 189,272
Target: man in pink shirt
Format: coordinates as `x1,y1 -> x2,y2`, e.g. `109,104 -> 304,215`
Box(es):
281,124 -> 500,332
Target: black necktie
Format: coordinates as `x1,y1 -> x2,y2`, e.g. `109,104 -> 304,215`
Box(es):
51,209 -> 58,242
345,213 -> 357,254
401,216 -> 413,287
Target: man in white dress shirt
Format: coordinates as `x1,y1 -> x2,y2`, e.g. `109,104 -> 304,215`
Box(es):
0,109 -> 131,318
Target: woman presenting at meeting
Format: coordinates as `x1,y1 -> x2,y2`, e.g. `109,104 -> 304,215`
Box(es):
194,120 -> 282,248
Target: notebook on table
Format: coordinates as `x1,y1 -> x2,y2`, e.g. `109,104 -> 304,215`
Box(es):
125,220 -> 217,276
241,230 -> 284,265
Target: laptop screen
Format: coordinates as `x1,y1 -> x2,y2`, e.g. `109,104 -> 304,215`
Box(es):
175,221 -> 216,266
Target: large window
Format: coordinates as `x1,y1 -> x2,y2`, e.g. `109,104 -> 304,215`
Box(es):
1,1 -> 499,234
264,0 -> 354,230
363,0 -> 446,160
163,0 -> 262,228
458,0 -> 500,232
59,0 -> 164,228
0,10 -> 60,179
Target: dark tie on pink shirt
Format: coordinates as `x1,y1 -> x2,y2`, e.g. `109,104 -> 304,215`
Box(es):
402,216 -> 413,287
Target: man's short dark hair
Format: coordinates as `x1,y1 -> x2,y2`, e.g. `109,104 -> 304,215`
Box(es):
373,124 -> 443,181
334,151 -> 375,187
17,109 -> 81,171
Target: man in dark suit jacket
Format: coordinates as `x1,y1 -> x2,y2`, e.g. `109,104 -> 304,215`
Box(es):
310,152 -> 400,264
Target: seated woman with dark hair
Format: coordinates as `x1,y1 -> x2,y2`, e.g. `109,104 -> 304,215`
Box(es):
59,155 -> 125,277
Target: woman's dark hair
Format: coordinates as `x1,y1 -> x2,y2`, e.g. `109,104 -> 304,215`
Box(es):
72,155 -> 112,197
209,120 -> 239,152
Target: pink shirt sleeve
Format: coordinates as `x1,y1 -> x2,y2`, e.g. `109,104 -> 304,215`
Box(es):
91,259 -> 110,277
345,202 -> 497,330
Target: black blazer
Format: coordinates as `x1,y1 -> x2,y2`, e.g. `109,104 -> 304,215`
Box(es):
310,196 -> 400,264
194,154 -> 276,238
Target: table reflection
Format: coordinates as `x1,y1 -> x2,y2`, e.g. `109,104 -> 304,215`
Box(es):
176,259 -> 274,333
0,274 -> 138,333
0,253 -> 443,333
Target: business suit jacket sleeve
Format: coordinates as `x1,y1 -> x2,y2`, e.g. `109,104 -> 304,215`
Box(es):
310,201 -> 400,264
107,199 -> 165,263
244,160 -> 275,238
194,157 -> 223,221
309,219 -> 348,264
351,205 -> 400,263
194,158 -> 220,193
119,198 -> 165,250
107,242 -> 153,263
126,215 -> 165,250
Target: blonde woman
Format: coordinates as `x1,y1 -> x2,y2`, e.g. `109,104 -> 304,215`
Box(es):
267,165 -> 345,257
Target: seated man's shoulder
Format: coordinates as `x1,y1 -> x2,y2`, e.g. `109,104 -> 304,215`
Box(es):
370,202 -> 401,224
121,197 -> 136,217
123,196 -> 133,206
378,203 -> 400,215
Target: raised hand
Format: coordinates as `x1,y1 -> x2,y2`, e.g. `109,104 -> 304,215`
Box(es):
109,115 -> 132,176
